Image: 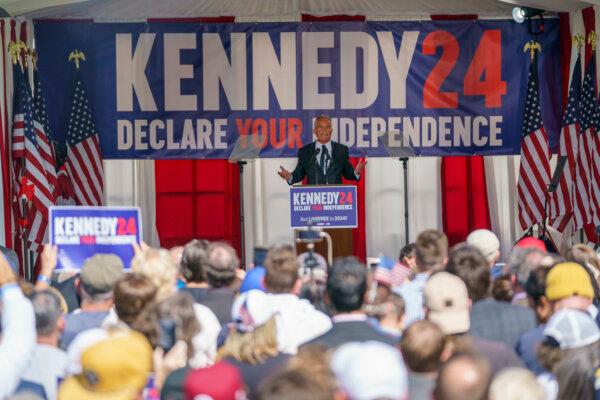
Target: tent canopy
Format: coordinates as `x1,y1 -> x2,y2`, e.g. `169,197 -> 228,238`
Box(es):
0,0 -> 598,21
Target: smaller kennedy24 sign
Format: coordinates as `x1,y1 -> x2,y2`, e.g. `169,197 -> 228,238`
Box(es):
49,206 -> 142,270
290,185 -> 358,229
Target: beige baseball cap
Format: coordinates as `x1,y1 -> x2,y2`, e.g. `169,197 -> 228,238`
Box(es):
424,272 -> 470,335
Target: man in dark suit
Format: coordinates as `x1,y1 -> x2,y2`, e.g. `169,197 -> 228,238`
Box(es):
303,257 -> 397,349
278,115 -> 367,185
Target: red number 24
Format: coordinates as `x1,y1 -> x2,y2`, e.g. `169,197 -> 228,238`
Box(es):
423,29 -> 507,109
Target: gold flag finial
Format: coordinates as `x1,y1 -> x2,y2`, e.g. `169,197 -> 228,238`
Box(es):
588,31 -> 598,51
573,34 -> 585,51
8,41 -> 20,65
68,49 -> 85,70
523,40 -> 541,61
27,49 -> 37,69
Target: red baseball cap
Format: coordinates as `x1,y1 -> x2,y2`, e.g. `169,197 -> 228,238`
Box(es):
515,236 -> 547,252
184,361 -> 246,400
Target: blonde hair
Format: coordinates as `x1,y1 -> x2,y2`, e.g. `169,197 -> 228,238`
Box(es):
130,248 -> 177,301
567,244 -> 600,281
489,367 -> 545,400
216,316 -> 278,364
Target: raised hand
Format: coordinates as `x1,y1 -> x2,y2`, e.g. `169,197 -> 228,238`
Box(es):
40,244 -> 58,277
278,165 -> 292,181
355,158 -> 368,175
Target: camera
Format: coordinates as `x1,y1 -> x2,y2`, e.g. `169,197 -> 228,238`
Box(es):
296,221 -> 323,244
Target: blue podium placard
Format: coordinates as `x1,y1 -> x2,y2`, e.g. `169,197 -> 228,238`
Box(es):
290,185 -> 358,228
49,206 -> 142,271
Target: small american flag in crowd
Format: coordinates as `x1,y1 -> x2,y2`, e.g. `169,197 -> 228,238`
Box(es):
517,51 -> 551,230
372,255 -> 412,287
65,75 -> 104,206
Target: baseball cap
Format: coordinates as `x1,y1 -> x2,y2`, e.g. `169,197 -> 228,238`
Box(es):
331,341 -> 408,400
542,309 -> 600,349
424,271 -> 470,335
515,237 -> 547,252
545,262 -> 594,301
231,289 -> 276,332
80,254 -> 124,294
466,229 -> 500,263
239,266 -> 266,293
184,361 -> 246,400
58,329 -> 152,400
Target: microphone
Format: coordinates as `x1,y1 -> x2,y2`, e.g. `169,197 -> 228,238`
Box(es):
310,147 -> 321,184
311,147 -> 321,162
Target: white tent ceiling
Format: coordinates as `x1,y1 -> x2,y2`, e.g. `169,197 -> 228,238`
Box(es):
0,0 -> 598,21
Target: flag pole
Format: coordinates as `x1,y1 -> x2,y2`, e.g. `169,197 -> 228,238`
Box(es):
20,180 -> 30,281
10,40 -> 31,280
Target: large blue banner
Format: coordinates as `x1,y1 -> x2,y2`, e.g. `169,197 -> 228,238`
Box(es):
34,19 -> 562,159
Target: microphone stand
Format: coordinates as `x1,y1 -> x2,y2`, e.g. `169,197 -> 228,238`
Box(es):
325,151 -> 332,185
540,155 -> 567,252
310,148 -> 321,185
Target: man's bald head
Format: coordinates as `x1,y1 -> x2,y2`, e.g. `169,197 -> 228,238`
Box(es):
434,351 -> 491,400
206,242 -> 239,288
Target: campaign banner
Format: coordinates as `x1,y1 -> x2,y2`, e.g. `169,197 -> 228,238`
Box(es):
35,19 -> 562,159
290,185 -> 357,228
49,206 -> 142,270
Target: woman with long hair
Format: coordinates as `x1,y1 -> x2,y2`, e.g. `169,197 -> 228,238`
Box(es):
217,290 -> 291,395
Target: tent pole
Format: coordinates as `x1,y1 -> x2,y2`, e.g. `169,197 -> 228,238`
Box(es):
237,160 -> 247,269
400,157 -> 409,245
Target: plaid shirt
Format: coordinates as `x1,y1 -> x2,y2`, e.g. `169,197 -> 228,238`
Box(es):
469,298 -> 537,349
393,272 -> 429,327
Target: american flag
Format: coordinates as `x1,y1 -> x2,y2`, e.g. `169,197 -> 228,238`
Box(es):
517,54 -> 551,230
65,75 -> 104,206
372,256 -> 412,287
573,55 -> 598,230
11,61 -> 54,250
32,68 -> 58,199
550,54 -> 582,232
26,67 -> 62,250
590,56 -> 600,228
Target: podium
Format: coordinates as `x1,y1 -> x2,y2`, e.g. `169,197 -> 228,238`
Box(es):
290,185 -> 357,261
295,228 -> 353,260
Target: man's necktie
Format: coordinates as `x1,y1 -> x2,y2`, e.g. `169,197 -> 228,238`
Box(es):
320,146 -> 329,174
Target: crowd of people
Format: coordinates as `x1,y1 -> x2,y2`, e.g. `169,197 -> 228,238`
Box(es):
0,227 -> 599,399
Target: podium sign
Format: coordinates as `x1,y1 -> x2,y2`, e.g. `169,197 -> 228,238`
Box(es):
49,206 -> 142,271
290,185 -> 357,229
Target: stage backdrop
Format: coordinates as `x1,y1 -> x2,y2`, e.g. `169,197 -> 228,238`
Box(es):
35,19 -> 562,159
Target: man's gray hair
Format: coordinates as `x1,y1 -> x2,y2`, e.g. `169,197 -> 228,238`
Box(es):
80,283 -> 114,303
508,247 -> 546,287
313,114 -> 331,127
30,290 -> 63,337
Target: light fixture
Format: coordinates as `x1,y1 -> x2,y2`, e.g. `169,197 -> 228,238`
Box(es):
512,6 -> 545,35
512,7 -> 526,23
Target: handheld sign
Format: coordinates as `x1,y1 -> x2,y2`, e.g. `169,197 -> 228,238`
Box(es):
290,185 -> 357,229
49,206 -> 142,271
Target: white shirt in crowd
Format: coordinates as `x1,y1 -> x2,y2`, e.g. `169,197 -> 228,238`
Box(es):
0,284 -> 36,398
265,292 -> 332,354
21,344 -> 68,400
